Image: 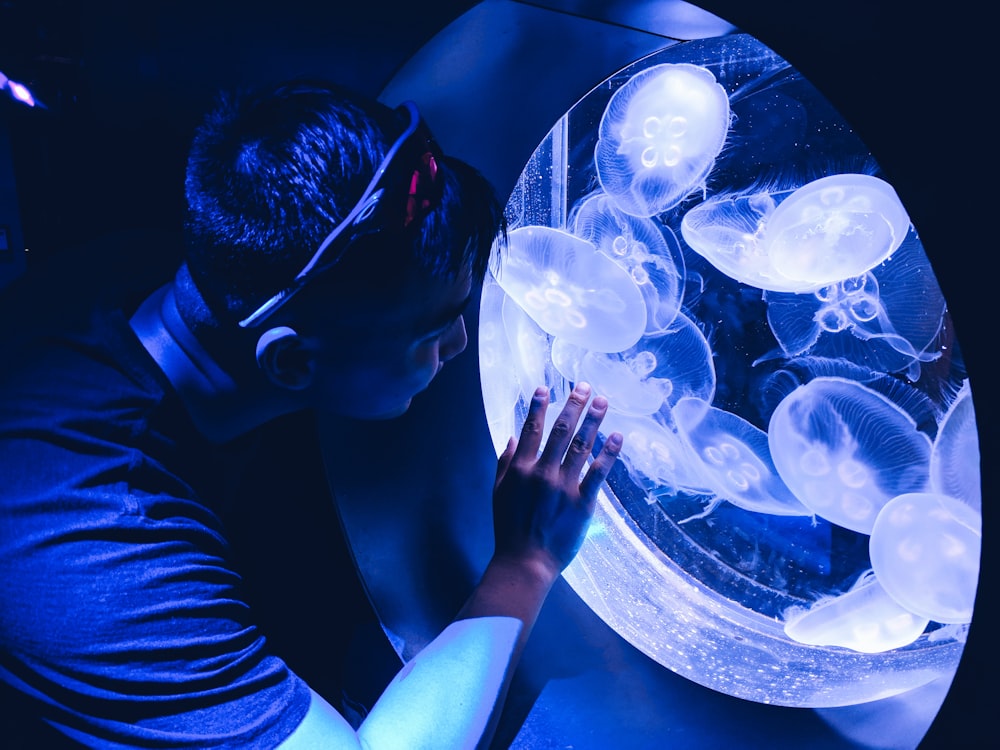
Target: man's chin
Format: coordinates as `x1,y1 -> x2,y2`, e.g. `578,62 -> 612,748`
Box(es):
362,398 -> 413,421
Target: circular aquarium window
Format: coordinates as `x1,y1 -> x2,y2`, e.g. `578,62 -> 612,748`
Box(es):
478,33 -> 980,708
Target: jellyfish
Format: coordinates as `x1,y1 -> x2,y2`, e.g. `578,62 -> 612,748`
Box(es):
492,226 -> 647,352
762,173 -> 911,288
550,337 -> 587,384
763,232 -> 946,380
783,571 -> 930,653
578,347 -> 673,417
930,381 -> 981,512
869,492 -> 981,625
672,397 -> 811,517
576,318 -> 715,417
594,62 -> 730,217
479,276 -> 522,455
679,187 -> 802,291
598,410 -> 707,492
501,293 -> 556,402
572,192 -> 686,332
649,312 -> 717,408
767,377 -> 932,535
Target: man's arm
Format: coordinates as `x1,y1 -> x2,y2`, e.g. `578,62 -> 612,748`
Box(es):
279,382 -> 620,749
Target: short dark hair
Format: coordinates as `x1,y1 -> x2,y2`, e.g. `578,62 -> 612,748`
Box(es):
182,79 -> 505,327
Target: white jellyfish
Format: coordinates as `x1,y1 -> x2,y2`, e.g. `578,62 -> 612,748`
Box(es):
598,410 -> 707,491
501,293 -> 555,403
578,347 -> 672,417
767,377 -> 932,534
572,192 -> 686,333
478,276 -> 522,456
679,188 -> 801,291
763,233 -> 946,380
762,173 -> 911,288
783,572 -> 930,653
595,63 -> 730,217
869,492 -> 981,625
930,381 -> 981,512
672,397 -> 812,516
492,226 -> 646,352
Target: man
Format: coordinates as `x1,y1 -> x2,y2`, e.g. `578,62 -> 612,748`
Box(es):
0,79 -> 622,747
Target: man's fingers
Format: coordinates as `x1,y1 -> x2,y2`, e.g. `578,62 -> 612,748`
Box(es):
494,436 -> 516,488
513,386 -> 550,461
578,432 -> 623,508
538,382 -> 592,467
560,394 -> 609,479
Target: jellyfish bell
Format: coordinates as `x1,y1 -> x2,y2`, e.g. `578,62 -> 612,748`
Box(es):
783,572 -> 930,654
869,492 -> 981,625
762,174 -> 911,288
492,225 -> 647,352
479,276 -> 522,455
680,188 -> 804,291
763,232 -> 947,380
929,381 -> 981,512
572,192 -> 686,332
595,62 -> 730,217
599,409 -> 706,491
501,293 -> 556,402
767,376 -> 932,535
672,397 -> 812,517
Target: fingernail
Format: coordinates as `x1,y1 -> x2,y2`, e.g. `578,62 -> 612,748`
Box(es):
576,382 -> 591,396
607,433 -> 622,448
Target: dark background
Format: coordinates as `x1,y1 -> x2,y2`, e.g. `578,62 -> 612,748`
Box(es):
0,2 -> 991,748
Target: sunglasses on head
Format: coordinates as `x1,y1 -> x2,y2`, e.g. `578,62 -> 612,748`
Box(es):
239,100 -> 442,329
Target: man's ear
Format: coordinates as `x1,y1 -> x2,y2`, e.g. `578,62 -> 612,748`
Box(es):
255,326 -> 314,390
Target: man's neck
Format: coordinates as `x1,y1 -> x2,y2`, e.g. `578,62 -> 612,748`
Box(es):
129,284 -> 298,443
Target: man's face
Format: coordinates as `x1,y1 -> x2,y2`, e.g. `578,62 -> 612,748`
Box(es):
310,267 -> 474,420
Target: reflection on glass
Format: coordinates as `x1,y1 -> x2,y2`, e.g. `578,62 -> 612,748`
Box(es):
479,33 -> 978,706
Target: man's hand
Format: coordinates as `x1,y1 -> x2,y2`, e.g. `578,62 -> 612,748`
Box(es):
492,382 -> 622,581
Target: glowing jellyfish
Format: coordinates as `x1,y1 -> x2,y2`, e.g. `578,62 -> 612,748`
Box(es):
595,63 -> 730,217
493,226 -> 646,351
479,276 -> 522,455
768,377 -> 932,535
550,337 -> 587,384
930,381 -> 981,512
575,318 -> 715,417
783,572 -> 930,653
501,293 -> 556,402
762,174 -> 911,288
869,492 -> 981,625
599,410 -> 707,491
680,188 -> 803,291
572,193 -> 686,332
649,312 -> 716,407
578,348 -> 672,416
672,397 -> 811,516
763,233 -> 946,381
